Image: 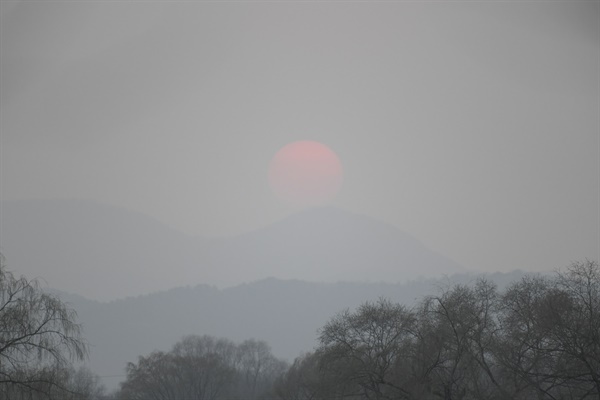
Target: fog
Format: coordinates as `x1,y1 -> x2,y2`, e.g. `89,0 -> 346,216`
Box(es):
2,199 -> 468,300
2,1 -> 598,276
1,1 -> 598,397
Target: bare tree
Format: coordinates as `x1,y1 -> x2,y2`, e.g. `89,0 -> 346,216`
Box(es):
497,262 -> 600,399
283,261 -> 600,400
553,260 -> 600,397
497,274 -> 561,398
0,256 -> 87,398
318,298 -> 416,400
236,339 -> 286,399
171,335 -> 237,400
64,367 -> 106,400
274,351 -> 351,400
119,351 -> 178,400
409,282 -> 502,399
118,335 -> 287,400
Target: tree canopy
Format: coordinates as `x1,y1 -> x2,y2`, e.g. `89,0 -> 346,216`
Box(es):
275,260 -> 600,400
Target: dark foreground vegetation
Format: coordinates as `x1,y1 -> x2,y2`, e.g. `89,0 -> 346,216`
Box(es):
0,255 -> 101,400
282,260 -> 600,400
1,257 -> 599,400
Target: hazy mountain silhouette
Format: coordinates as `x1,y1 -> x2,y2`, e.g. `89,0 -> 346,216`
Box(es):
207,207 -> 465,285
1,199 -> 206,300
52,272 -> 528,391
1,199 -> 465,300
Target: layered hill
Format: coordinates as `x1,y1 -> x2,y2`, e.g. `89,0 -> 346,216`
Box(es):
55,272 -> 527,391
1,199 -> 465,300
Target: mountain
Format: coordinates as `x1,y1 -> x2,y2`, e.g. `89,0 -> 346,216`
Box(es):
1,199 -> 465,300
207,207 -> 465,285
54,272 -> 528,391
1,199 -> 206,300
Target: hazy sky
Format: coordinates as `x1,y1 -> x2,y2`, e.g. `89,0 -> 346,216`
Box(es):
1,1 -> 598,275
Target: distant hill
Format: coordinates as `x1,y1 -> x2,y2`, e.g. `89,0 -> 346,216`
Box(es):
207,206 -> 465,285
53,272 -> 529,391
1,199 -> 465,300
0,199 -> 546,391
1,199 -> 206,300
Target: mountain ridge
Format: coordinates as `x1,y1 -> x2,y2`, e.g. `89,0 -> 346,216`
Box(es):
1,199 -> 465,301
46,271 -> 532,390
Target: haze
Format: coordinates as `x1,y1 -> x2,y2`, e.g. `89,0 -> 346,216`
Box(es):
1,2 -> 599,397
1,2 -> 599,291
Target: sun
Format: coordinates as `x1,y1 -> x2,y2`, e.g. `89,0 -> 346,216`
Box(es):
268,141 -> 343,207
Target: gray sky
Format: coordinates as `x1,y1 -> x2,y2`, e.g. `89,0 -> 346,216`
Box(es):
2,1 -> 598,275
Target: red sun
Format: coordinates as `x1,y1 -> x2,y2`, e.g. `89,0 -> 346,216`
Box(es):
268,141 -> 343,206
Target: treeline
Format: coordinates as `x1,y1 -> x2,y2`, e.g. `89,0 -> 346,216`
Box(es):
278,260 -> 600,400
119,336 -> 286,400
115,261 -> 599,400
2,259 -> 599,400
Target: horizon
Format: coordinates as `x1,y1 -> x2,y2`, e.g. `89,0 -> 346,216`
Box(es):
1,3 -> 599,395
2,1 -> 598,288
2,198 -> 476,301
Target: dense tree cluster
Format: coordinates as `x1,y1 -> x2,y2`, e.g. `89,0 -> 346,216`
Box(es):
118,335 -> 286,400
275,260 -> 600,400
